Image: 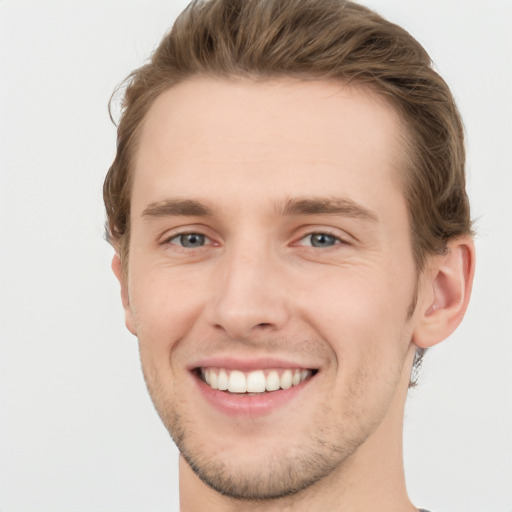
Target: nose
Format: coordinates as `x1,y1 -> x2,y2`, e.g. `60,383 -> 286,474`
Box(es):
205,245 -> 291,340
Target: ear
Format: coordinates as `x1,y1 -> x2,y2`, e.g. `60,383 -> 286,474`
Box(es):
111,253 -> 137,336
412,237 -> 475,349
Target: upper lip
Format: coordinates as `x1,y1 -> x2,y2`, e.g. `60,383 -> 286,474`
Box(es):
188,356 -> 319,372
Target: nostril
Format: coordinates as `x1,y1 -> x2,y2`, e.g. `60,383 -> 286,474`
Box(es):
207,293 -> 291,339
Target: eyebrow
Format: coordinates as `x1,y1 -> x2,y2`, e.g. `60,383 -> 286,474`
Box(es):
278,197 -> 379,222
142,199 -> 213,218
141,196 -> 378,222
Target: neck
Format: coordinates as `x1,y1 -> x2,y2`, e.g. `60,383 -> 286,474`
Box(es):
180,348 -> 418,512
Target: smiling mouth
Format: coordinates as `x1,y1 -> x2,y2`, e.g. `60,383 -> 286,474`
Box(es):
197,367 -> 317,394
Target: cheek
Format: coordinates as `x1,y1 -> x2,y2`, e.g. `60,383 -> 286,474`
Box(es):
308,270 -> 413,417
297,265 -> 414,367
128,268 -> 206,354
130,270 -> 206,405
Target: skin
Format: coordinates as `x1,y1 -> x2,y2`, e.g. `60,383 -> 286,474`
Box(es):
113,78 -> 474,511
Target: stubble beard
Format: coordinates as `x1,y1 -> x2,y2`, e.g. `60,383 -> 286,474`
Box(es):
165,402 -> 365,501
140,295 -> 416,502
139,343 -> 373,501
145,351 -> 406,503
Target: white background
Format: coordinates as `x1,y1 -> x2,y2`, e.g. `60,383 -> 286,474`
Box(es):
0,1 -> 511,511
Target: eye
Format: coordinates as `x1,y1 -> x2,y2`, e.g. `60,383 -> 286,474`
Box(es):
300,233 -> 341,248
168,233 -> 209,248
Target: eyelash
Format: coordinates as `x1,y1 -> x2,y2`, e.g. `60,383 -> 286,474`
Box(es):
297,232 -> 346,248
165,232 -> 213,249
163,230 -> 348,250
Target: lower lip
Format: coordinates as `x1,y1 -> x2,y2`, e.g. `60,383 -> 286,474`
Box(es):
193,373 -> 315,417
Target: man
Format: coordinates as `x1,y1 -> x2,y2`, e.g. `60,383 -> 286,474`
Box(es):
104,0 -> 475,510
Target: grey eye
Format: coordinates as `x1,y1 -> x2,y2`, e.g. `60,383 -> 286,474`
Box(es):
175,233 -> 206,248
308,233 -> 338,248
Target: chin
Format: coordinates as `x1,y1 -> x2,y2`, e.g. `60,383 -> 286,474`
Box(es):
180,443 -> 338,500
166,408 -> 365,501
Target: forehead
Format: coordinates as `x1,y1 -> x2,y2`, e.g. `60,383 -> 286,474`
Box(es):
132,78 -> 407,216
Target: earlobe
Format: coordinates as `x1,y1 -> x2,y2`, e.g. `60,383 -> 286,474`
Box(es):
111,254 -> 137,336
413,237 -> 475,349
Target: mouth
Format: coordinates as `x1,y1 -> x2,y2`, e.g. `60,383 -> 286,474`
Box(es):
196,367 -> 318,395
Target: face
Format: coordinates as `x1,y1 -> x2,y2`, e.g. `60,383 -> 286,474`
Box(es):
121,78 -> 423,500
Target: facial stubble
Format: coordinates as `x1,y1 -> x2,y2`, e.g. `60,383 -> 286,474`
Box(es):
140,323 -> 414,502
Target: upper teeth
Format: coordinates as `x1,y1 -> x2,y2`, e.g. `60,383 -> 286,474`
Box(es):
201,368 -> 312,394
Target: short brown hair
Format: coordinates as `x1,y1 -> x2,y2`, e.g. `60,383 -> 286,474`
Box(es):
103,0 -> 473,373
